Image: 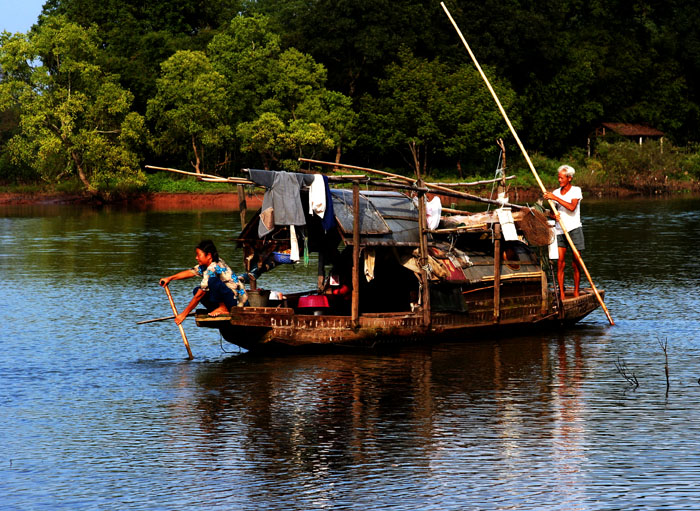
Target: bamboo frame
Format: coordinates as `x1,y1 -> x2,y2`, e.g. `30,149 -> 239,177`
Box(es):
493,223 -> 501,323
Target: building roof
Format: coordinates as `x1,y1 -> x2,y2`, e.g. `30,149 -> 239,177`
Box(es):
601,122 -> 664,137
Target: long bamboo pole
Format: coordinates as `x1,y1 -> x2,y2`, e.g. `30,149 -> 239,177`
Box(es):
163,285 -> 194,360
441,2 -> 614,325
145,165 -> 253,184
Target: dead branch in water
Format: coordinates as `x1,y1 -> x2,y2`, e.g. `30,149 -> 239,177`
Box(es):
615,356 -> 639,389
658,337 -> 669,396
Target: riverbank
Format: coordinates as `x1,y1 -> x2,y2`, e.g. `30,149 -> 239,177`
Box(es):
1,182 -> 696,208
0,191 -> 264,210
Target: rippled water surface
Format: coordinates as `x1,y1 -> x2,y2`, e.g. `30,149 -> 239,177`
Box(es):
2,198 -> 700,510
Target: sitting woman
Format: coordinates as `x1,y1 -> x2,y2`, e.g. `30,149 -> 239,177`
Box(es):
159,239 -> 248,325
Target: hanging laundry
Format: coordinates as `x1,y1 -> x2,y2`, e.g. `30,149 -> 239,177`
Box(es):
321,176 -> 336,232
248,169 -> 315,237
364,248 -> 376,282
290,225 -> 300,262
426,195 -> 442,230
308,174 -> 326,219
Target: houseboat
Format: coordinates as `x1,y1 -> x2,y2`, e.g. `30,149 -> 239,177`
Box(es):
193,164 -> 605,353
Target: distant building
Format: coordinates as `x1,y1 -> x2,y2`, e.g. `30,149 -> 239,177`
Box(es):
589,122 -> 665,155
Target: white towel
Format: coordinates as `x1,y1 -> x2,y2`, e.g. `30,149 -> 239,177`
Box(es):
425,196 -> 442,230
308,174 -> 326,219
290,225 -> 300,262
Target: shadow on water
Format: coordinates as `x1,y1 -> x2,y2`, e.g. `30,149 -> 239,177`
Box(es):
190,332 -> 600,485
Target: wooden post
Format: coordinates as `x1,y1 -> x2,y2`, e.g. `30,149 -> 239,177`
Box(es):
441,2 -> 614,326
317,250 -> 325,292
163,285 -> 194,360
493,223 -> 501,323
416,182 -> 432,328
540,270 -> 549,316
351,183 -> 361,328
237,184 -> 247,228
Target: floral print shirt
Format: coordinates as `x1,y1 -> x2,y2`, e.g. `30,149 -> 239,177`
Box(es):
191,258 -> 247,297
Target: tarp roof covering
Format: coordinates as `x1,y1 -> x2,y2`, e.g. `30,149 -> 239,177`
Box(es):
331,190 -> 422,246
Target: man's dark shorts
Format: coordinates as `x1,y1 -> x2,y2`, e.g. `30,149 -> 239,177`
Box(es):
557,227 -> 585,251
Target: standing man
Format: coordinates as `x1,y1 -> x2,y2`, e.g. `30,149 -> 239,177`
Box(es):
544,165 -> 584,302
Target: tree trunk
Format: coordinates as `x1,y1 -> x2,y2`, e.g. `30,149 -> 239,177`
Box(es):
191,135 -> 201,174
409,141 -> 420,178
71,150 -> 97,195
334,145 -> 342,172
457,159 -> 463,179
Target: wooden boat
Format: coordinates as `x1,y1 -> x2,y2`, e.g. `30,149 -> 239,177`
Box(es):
194,169 -> 604,353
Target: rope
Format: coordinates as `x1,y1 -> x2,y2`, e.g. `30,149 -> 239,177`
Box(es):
219,332 -> 242,354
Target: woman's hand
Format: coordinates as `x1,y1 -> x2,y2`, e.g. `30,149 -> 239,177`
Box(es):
159,277 -> 172,287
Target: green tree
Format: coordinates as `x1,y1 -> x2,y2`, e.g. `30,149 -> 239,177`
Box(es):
236,112 -> 286,170
146,50 -> 232,174
207,14 -> 282,124
251,0 -> 442,97
297,90 -> 358,164
363,50 -> 446,176
40,0 -> 246,112
363,49 -> 517,177
440,63 -> 517,177
236,47 -> 340,168
0,16 -> 146,196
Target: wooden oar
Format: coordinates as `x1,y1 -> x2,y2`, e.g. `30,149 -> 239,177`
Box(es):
441,2 -> 614,326
163,284 -> 194,360
136,312 -> 195,325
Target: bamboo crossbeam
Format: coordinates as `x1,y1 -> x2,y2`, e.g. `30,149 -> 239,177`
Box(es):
428,175 -> 516,187
146,164 -> 221,181
300,159 -> 527,209
442,207 -> 468,215
200,177 -> 255,184
359,179 -> 527,210
428,225 -> 488,234
299,158 -> 416,183
441,2 -> 614,325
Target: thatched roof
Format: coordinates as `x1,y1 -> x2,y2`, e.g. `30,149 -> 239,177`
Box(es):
599,122 -> 664,137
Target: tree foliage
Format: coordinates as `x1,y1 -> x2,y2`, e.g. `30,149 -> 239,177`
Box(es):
146,50 -> 232,173
363,49 -> 515,176
0,16 -> 145,196
3,0 -> 700,189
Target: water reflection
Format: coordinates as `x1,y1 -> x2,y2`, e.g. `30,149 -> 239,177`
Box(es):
188,333 -> 602,507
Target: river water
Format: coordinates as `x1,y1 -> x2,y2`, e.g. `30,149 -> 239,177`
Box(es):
1,197 -> 699,510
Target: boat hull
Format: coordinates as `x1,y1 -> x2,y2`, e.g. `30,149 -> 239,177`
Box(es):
195,289 -> 604,353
